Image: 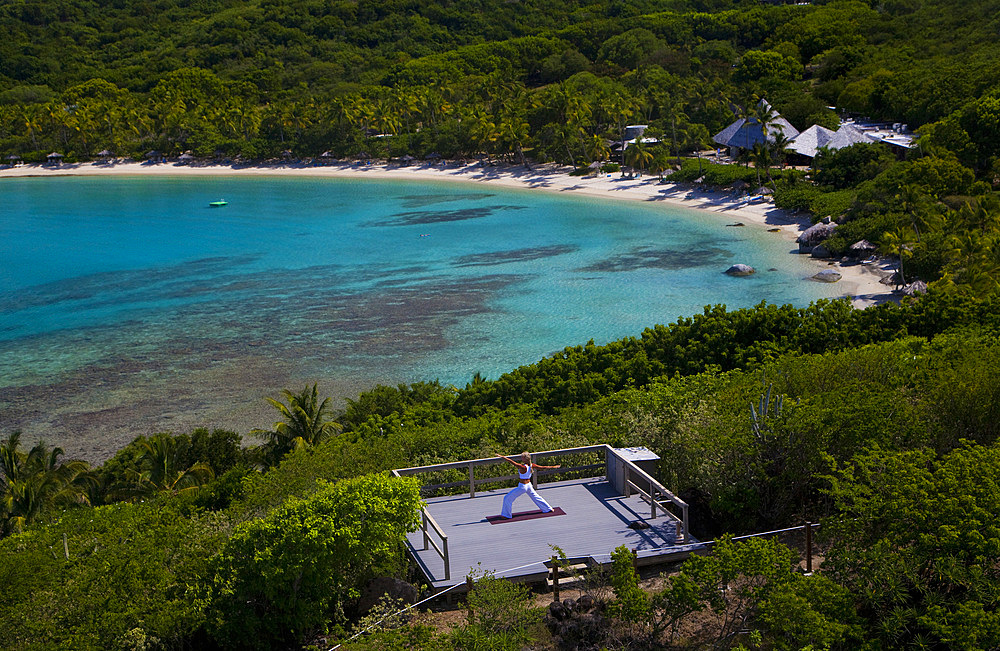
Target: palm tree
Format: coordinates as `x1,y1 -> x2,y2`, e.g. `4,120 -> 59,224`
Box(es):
751,141 -> 774,187
18,105 -> 42,150
769,130 -> 793,173
1,431 -> 92,536
118,433 -> 214,498
255,384 -> 341,464
625,137 -> 654,176
896,185 -> 933,242
585,134 -> 611,167
465,106 -> 498,159
599,90 -> 636,168
649,149 -> 672,182
881,227 -> 915,287
655,90 -> 690,166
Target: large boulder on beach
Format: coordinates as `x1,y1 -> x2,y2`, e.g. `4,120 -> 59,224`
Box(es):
813,269 -> 842,283
725,264 -> 755,276
810,244 -> 831,258
797,222 -> 836,252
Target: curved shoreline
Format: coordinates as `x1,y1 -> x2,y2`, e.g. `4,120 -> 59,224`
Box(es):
2,159 -> 896,461
1,159 -> 895,307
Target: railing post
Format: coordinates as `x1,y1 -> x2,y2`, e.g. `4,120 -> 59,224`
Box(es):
624,466 -> 631,497
422,510 -> 429,551
551,555 -> 560,600
466,576 -> 473,619
682,503 -> 689,543
443,536 -> 451,580
469,463 -> 475,497
651,485 -> 657,519
805,522 -> 813,574
531,454 -> 538,490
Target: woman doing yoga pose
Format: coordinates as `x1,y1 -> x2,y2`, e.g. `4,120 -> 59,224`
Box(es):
495,452 -> 561,519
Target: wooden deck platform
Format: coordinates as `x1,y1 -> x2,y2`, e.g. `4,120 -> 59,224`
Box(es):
405,476 -> 703,590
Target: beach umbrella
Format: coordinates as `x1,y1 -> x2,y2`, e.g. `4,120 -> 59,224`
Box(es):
281,149 -> 294,159
47,152 -> 64,160
6,154 -> 20,162
425,152 -> 442,160
178,153 -> 195,162
97,149 -> 113,157
849,239 -> 877,252
320,151 -> 333,158
145,150 -> 160,159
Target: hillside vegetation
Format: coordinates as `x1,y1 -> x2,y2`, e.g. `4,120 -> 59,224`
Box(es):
5,293 -> 1000,648
4,0 -> 1000,648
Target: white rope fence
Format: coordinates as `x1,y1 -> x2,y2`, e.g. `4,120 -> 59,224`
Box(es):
327,560 -> 547,650
329,523 -> 820,649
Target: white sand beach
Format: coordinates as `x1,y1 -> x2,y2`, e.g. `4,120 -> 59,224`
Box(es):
0,159 -> 895,307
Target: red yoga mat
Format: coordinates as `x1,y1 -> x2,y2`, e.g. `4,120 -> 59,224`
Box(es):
486,506 -> 566,524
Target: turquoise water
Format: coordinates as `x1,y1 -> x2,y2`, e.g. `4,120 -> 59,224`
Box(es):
0,176 -> 842,457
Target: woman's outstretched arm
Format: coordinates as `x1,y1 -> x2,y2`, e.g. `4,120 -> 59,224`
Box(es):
495,453 -> 525,470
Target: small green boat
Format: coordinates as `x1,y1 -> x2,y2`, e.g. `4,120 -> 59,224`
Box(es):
209,200 -> 228,207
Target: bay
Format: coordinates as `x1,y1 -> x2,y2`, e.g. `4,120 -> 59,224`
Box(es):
0,175 -> 844,459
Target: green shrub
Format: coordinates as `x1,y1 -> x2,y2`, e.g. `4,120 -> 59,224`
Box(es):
452,571 -> 542,651
206,473 -> 422,649
608,545 -> 649,622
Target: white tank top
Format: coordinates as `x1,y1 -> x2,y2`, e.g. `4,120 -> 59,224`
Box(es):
518,464 -> 532,480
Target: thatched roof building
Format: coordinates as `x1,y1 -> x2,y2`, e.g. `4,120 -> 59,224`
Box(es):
902,280 -> 928,296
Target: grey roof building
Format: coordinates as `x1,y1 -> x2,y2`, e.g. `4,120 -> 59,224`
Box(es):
788,123 -> 874,158
712,100 -> 799,151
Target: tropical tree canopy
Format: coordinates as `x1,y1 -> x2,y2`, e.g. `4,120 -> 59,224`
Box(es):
255,383 -> 342,465
0,431 -> 92,535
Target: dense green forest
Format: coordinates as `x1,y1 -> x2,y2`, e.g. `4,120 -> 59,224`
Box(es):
5,0 -> 1000,648
3,0 -> 1000,290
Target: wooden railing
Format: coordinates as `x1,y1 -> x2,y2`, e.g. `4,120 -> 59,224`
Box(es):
394,444 -> 691,578
393,444 -> 608,496
607,447 -> 689,544
421,507 -> 450,580
393,468 -> 452,580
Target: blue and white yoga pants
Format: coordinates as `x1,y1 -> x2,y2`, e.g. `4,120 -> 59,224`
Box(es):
501,482 -> 552,518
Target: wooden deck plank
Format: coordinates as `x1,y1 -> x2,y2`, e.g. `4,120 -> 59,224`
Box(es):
405,477 -> 701,588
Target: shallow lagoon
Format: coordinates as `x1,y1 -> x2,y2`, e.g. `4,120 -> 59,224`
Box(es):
0,176 -> 844,458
